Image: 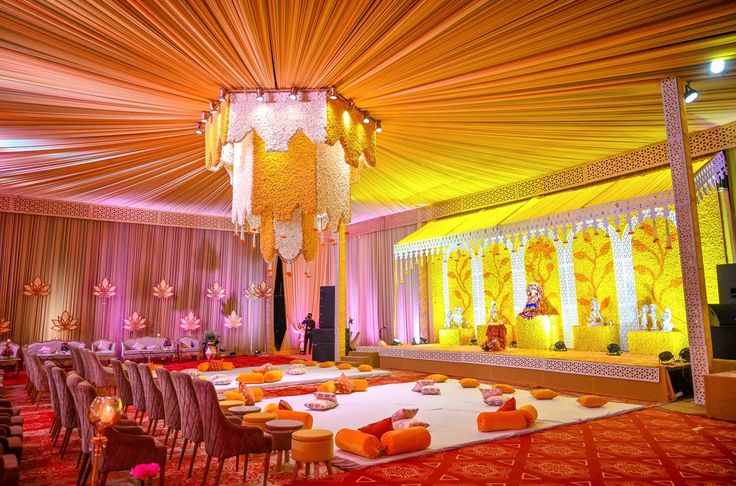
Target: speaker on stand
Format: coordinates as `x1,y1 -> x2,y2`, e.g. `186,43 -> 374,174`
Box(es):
312,286 -> 336,361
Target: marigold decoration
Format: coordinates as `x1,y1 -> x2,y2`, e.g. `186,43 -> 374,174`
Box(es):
152,279 -> 173,299
244,281 -> 274,300
23,275 -> 51,297
180,312 -> 201,333
92,277 -> 117,299
205,90 -> 376,262
224,311 -> 242,329
123,312 -> 147,333
51,310 -> 78,333
206,281 -> 226,300
0,318 -> 9,335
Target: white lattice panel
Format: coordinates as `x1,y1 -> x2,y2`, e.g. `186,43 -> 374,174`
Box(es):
0,194 -> 10,212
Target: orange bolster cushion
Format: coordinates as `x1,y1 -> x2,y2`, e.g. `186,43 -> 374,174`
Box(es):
264,403 -> 277,413
263,369 -> 284,383
223,391 -> 244,402
519,404 -> 538,427
318,361 -> 336,368
350,379 -> 368,391
493,383 -> 515,394
221,361 -> 235,371
336,428 -> 382,459
577,395 -> 608,408
275,409 -> 313,429
317,380 -> 337,393
304,360 -> 318,366
236,373 -> 264,384
290,359 -> 305,365
249,387 -> 263,402
459,378 -> 480,388
336,363 -> 352,370
530,389 -> 557,400
380,427 -> 431,456
425,374 -> 447,383
357,364 -> 373,372
477,410 -> 528,432
196,362 -> 210,372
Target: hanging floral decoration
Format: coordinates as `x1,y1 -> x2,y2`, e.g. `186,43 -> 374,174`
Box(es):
206,281 -> 226,300
123,312 -> 147,333
244,281 -> 274,300
180,312 -> 201,333
153,279 -> 174,299
224,311 -> 242,329
23,276 -> 51,297
0,318 -> 9,335
51,310 -> 78,333
92,277 -> 117,299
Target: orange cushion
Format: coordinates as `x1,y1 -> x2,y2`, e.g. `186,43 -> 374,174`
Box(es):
317,380 -> 336,393
358,417 -> 393,439
350,379 -> 368,391
274,409 -> 313,429
208,360 -> 224,371
224,390 -> 245,402
264,369 -> 284,383
425,374 -> 447,383
336,363 -> 352,370
380,427 -> 431,456
577,395 -> 608,408
318,361 -> 336,368
493,383 -> 515,394
251,387 -> 263,402
290,359 -> 306,365
477,410 -> 528,432
222,361 -> 235,370
519,404 -> 538,426
498,397 -> 516,411
335,429 -> 382,459
459,378 -> 480,388
304,360 -> 318,366
196,362 -> 210,372
530,389 -> 557,400
335,373 -> 355,394
237,372 -> 264,384
264,403 -> 278,413
357,364 -> 373,372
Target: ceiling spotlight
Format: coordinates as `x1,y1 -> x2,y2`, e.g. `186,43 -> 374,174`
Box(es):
362,112 -> 370,124
710,58 -> 726,74
375,120 -> 382,133
218,88 -> 227,102
209,101 -> 218,115
328,86 -> 337,100
194,122 -> 203,135
289,87 -> 298,100
347,100 -> 354,110
200,111 -> 208,123
684,82 -> 699,103
255,88 -> 264,102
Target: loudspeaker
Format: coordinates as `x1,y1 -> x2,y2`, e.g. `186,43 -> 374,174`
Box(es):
311,329 -> 335,361
319,286 -> 336,329
717,264 -> 736,304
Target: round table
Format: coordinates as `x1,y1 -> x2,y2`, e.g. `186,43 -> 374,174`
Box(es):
228,405 -> 261,418
265,419 -> 305,470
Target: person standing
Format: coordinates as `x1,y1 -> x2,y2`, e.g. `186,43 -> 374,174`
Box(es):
301,313 -> 316,354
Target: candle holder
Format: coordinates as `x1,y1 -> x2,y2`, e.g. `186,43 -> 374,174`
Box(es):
88,395 -> 122,486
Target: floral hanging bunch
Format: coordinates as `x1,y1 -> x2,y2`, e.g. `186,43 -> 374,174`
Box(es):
180,312 -> 201,334
23,276 -> 51,297
92,277 -> 117,299
152,279 -> 173,299
206,281 -> 226,300
130,463 -> 160,485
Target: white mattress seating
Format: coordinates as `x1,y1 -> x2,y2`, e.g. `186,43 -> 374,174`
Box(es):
122,336 -> 174,361
26,340 -> 84,356
91,339 -> 116,360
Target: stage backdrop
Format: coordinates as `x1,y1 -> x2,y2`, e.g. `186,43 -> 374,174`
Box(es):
0,212 -> 267,353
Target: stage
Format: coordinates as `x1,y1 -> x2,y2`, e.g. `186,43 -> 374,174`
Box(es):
356,344 -> 682,402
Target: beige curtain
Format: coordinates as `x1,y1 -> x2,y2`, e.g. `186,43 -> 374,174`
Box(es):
0,212 -> 267,353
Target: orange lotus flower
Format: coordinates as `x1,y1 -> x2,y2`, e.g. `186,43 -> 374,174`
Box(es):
23,276 -> 51,297
153,279 -> 173,299
123,311 -> 147,332
206,281 -> 226,300
51,310 -> 78,333
244,281 -> 273,300
0,318 -> 9,335
92,277 -> 117,299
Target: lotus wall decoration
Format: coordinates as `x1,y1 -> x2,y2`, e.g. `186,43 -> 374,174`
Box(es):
0,318 -> 9,335
224,311 -> 242,329
244,281 -> 273,300
153,279 -> 174,299
123,311 -> 147,333
206,281 -> 226,300
92,277 -> 117,299
51,310 -> 78,333
23,276 -> 51,297
180,312 -> 201,333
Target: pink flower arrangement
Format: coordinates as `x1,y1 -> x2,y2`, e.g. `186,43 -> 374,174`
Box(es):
130,462 -> 160,480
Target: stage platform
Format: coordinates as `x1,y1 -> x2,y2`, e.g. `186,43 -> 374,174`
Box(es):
356,344 -> 680,402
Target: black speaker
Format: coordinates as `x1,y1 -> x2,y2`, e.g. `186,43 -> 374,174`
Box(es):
312,329 -> 335,361
319,286 -> 336,329
717,264 -> 736,304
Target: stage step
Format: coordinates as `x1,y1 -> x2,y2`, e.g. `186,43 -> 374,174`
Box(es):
344,351 -> 380,367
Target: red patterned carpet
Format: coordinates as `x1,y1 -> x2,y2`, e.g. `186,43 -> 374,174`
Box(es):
12,357 -> 736,485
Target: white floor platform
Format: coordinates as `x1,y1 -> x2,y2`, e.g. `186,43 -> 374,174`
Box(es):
258,379 -> 643,469
200,363 -> 392,393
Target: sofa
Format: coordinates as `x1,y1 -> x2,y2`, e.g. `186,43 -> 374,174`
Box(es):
25,340 -> 84,356
176,336 -> 200,361
121,337 -> 174,362
91,339 -> 117,361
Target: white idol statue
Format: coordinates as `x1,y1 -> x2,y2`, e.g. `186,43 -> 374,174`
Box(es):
587,297 -> 604,327
660,307 -> 674,332
488,301 -> 503,325
649,304 -> 658,331
451,307 -> 465,328
444,311 -> 452,329
639,304 -> 650,330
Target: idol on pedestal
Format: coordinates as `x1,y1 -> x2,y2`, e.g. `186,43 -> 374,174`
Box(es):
482,301 -> 507,351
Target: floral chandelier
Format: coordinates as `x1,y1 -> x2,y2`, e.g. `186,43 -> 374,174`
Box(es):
202,87 -> 378,263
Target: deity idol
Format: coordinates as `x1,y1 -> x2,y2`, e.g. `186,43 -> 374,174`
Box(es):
587,297 -> 604,327
451,307 -> 465,328
649,304 -> 658,331
639,304 -> 650,330
518,282 -> 545,320
660,308 -> 674,332
488,301 -> 503,325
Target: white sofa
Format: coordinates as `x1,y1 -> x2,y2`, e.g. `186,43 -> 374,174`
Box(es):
176,336 -> 200,361
26,340 -> 84,356
122,336 -> 174,361
91,339 -> 117,361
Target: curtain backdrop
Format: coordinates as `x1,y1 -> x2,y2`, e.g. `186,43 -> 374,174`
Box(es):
347,224 -> 418,346
0,212 -> 267,353
282,241 -> 336,351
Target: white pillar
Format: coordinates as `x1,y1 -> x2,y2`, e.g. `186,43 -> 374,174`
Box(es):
441,246 -> 453,321
506,239 -> 527,314
608,224 -> 638,351
554,237 -> 578,346
469,245 -> 487,336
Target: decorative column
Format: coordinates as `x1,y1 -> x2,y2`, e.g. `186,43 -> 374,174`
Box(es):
608,224 -> 638,350
336,221 -> 348,359
468,244 -> 486,337
661,77 -> 712,404
553,236 -> 578,346
418,256 -> 430,341
506,238 -> 527,314
441,246 -> 454,320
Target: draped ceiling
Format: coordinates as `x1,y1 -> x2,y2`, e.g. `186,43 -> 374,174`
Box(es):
1,0 -> 735,223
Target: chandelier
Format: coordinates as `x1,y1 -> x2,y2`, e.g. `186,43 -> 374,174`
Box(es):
203,88 -> 377,263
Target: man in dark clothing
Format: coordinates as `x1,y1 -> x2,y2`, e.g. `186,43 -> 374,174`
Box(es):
301,313 -> 316,354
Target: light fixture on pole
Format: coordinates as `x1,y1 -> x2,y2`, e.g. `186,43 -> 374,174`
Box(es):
209,101 -> 218,115
200,111 -> 208,123
218,88 -> 227,102
255,88 -> 264,102
375,120 -> 382,133
195,123 -> 203,135
328,86 -> 338,100
289,87 -> 298,100
89,396 -> 122,486
362,111 -> 370,124
684,82 -> 699,103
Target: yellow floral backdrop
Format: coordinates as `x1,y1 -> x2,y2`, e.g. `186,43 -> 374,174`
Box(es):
482,243 -> 514,325
524,235 -> 560,315
447,249 -> 473,321
697,190 -> 726,303
573,229 -> 619,325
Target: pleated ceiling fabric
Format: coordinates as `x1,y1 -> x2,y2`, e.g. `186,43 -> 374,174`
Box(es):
0,1 -> 734,221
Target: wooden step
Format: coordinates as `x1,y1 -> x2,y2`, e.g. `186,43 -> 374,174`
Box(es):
345,351 -> 379,367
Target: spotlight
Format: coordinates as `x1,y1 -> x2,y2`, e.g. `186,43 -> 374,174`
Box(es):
684,82 -> 699,103
289,87 -> 298,100
194,122 -> 203,135
552,341 -> 567,352
606,343 -> 621,356
217,88 -> 227,102
679,347 -> 690,363
347,100 -> 354,110
254,350 -> 261,356
375,121 -> 382,133
391,338 -> 402,346
658,350 -> 675,365
328,86 -> 337,100
200,111 -> 208,123
362,111 -> 370,124
209,101 -> 218,115
412,336 -> 428,345
710,58 -> 726,74
255,88 -> 264,102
